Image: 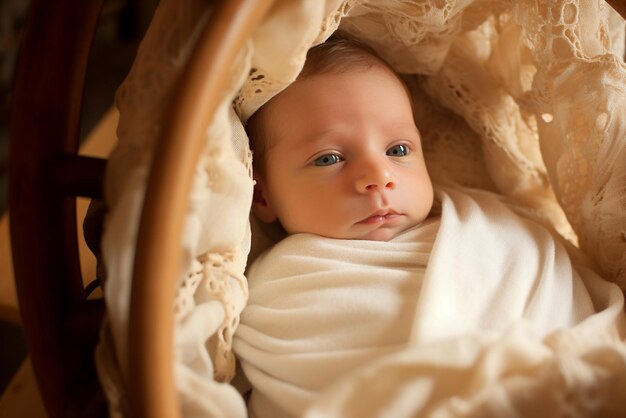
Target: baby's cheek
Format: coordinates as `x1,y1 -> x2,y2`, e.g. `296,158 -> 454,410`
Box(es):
279,197 -> 316,231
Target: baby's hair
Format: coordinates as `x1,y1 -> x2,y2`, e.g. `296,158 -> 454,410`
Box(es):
247,33 -> 402,176
298,33 -> 394,79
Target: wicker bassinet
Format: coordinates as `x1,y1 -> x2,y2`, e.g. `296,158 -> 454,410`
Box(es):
102,1 -> 626,416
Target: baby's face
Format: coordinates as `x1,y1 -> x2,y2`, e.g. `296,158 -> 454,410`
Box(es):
253,65 -> 433,241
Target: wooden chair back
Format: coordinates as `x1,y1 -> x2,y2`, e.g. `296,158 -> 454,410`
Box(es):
9,0 -> 108,416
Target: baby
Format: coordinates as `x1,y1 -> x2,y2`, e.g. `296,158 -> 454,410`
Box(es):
233,35 -> 600,418
247,35 -> 434,242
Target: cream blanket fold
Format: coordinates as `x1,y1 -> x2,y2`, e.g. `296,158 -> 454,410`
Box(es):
234,187 -> 625,418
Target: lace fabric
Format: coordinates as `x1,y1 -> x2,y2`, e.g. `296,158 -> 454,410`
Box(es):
98,0 -> 626,416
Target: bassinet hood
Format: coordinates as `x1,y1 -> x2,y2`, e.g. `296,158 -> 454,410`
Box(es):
235,1 -> 626,284
98,0 -> 626,417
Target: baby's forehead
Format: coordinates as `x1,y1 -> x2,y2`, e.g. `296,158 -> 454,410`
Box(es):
273,76 -> 413,137
251,60 -> 412,155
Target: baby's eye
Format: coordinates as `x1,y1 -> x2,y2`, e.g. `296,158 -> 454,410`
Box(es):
386,144 -> 410,157
313,154 -> 342,166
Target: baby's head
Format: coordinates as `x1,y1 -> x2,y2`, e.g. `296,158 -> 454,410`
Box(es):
247,35 -> 433,241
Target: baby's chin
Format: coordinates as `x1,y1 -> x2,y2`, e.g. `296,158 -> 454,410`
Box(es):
287,221 -> 420,241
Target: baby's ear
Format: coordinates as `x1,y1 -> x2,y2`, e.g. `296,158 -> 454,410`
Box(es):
252,175 -> 277,223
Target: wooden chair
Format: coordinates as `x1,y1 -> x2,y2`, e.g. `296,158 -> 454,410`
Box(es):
9,0 -> 108,416
8,0 -> 625,417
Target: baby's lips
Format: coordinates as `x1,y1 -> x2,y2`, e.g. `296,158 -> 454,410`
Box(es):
357,209 -> 401,224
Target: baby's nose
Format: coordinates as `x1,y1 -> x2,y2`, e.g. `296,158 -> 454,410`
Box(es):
355,162 -> 395,193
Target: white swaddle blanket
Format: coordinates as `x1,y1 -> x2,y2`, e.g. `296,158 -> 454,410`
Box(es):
234,187 -> 625,418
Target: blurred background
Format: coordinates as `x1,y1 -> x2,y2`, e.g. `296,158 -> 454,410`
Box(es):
0,0 -> 158,404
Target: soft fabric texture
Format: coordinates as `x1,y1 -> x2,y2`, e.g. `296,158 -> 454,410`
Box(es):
234,187 -> 618,418
237,213 -> 437,418
96,1 -> 626,416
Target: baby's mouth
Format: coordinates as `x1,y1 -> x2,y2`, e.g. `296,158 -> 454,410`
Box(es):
357,210 -> 401,224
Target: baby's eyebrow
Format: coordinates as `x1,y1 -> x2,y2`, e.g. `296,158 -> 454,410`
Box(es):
385,121 -> 421,133
289,121 -> 421,150
291,127 -> 346,149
